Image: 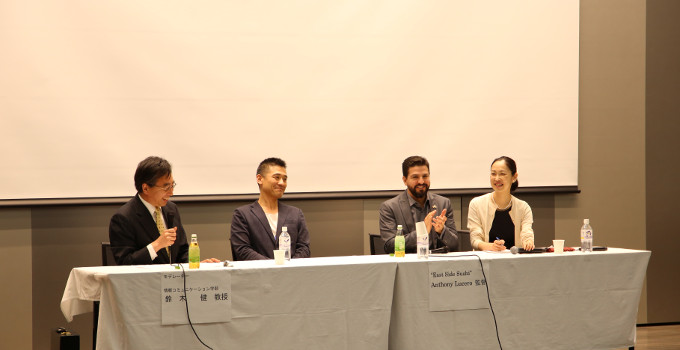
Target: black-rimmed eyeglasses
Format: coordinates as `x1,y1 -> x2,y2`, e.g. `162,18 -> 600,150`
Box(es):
150,181 -> 176,192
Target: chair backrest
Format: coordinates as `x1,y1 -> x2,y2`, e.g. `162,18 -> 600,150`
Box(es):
457,229 -> 472,252
369,233 -> 386,255
101,242 -> 117,266
230,240 -> 239,261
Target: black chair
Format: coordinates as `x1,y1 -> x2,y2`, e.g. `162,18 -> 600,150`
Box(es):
457,229 -> 472,252
369,233 -> 386,255
101,242 -> 116,266
230,240 -> 239,261
93,242 -> 116,349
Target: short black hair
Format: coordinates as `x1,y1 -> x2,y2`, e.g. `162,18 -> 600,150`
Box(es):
402,156 -> 430,177
134,156 -> 172,193
491,156 -> 519,192
256,157 -> 287,176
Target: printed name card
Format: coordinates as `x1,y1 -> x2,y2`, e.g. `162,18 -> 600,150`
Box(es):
428,258 -> 490,311
161,269 -> 231,325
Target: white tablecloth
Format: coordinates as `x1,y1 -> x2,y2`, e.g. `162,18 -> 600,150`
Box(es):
62,249 -> 650,350
62,255 -> 398,350
388,248 -> 650,350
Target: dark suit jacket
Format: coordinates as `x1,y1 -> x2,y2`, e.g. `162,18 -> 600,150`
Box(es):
379,190 -> 458,253
230,201 -> 311,260
109,195 -> 189,265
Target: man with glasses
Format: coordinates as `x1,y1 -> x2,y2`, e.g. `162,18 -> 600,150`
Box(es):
109,156 -> 191,265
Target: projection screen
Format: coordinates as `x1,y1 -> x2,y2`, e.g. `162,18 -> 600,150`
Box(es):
0,0 -> 579,201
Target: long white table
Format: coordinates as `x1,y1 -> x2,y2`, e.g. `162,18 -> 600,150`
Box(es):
62,255 -> 398,350
62,249 -> 649,350
389,248 -> 650,350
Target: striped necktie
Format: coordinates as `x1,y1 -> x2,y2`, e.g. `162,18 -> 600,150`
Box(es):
155,207 -> 171,262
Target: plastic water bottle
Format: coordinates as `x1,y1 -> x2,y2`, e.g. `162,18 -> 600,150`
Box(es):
189,234 -> 200,269
417,228 -> 429,260
279,226 -> 291,261
581,219 -> 593,252
394,225 -> 405,257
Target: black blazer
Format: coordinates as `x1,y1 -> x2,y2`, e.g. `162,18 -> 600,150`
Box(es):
109,195 -> 189,265
230,201 -> 311,260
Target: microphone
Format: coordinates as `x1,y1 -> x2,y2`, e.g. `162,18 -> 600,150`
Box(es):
166,213 -> 174,264
510,246 -> 519,254
431,204 -> 438,249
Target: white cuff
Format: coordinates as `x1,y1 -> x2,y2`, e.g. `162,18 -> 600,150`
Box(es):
147,244 -> 158,260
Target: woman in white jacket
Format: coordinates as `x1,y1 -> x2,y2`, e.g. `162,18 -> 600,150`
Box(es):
468,156 -> 535,251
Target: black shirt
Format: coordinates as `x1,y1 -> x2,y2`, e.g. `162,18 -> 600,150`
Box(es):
407,195 -> 441,250
488,206 -> 515,248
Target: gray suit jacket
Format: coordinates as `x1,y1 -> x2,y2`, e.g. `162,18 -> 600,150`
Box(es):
379,191 -> 458,253
230,201 -> 311,260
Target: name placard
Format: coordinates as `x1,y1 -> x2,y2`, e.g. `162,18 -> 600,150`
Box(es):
428,258 -> 490,311
161,269 -> 231,325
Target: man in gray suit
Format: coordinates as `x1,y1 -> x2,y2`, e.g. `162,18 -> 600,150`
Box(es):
379,156 -> 458,254
230,157 -> 311,260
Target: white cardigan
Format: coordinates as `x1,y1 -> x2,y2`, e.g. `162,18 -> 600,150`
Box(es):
467,193 -> 534,250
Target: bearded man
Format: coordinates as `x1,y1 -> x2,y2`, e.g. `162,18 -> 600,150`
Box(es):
378,156 -> 459,254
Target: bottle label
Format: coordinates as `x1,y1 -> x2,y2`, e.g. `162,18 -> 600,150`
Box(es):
581,228 -> 593,240
189,247 -> 200,260
189,246 -> 200,268
581,229 -> 592,240
279,234 -> 291,259
417,234 -> 429,259
394,236 -> 405,257
279,237 -> 290,250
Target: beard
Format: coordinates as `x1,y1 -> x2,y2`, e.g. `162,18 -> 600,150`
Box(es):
408,184 -> 429,199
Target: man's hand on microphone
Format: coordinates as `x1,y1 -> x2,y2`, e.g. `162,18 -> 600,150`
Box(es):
152,227 -> 177,252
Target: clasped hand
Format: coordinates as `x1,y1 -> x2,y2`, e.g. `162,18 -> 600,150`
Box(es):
425,208 -> 447,234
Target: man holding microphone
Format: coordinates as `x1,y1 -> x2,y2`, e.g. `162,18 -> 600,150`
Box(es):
109,156 -> 218,265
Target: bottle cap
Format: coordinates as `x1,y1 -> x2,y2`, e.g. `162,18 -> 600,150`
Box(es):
397,225 -> 402,230
282,226 -> 287,232
191,234 -> 197,238
583,219 -> 589,224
